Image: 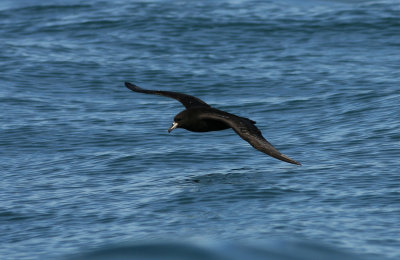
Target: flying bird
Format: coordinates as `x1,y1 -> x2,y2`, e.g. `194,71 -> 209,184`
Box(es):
125,82 -> 301,165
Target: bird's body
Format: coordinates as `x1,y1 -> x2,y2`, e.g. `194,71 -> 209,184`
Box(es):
125,82 -> 301,165
172,107 -> 251,132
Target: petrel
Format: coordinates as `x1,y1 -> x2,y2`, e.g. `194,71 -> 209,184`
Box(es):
125,82 -> 301,165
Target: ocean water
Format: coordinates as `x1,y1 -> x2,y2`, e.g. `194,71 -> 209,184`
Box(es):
1,0 -> 399,259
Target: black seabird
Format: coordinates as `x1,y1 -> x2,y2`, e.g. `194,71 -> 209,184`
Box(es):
125,82 -> 301,165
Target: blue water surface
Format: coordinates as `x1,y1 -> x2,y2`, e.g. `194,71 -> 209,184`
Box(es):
1,0 -> 399,259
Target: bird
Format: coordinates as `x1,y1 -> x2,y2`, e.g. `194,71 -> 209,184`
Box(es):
125,82 -> 301,165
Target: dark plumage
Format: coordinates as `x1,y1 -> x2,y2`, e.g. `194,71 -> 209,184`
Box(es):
125,82 -> 301,165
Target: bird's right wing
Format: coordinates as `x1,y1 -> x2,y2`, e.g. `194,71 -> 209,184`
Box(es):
199,110 -> 301,165
125,82 -> 211,109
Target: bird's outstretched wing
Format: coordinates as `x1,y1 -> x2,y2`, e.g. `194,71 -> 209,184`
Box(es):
125,82 -> 211,109
199,110 -> 301,165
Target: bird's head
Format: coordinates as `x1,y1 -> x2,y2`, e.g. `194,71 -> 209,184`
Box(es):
168,111 -> 190,133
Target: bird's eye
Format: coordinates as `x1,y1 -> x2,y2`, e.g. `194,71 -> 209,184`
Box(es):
176,118 -> 181,122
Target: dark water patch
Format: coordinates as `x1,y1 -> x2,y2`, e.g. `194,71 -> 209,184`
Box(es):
66,240 -> 368,260
0,210 -> 32,222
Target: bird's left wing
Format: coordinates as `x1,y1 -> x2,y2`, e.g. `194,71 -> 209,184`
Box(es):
125,82 -> 211,109
199,110 -> 301,165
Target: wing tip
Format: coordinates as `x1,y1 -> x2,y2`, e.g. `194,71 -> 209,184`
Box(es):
279,153 -> 302,166
125,81 -> 143,92
287,158 -> 302,166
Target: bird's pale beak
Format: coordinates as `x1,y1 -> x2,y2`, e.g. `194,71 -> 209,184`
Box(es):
168,122 -> 179,133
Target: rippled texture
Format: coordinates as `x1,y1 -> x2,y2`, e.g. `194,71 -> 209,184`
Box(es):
1,0 -> 399,259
